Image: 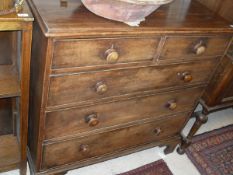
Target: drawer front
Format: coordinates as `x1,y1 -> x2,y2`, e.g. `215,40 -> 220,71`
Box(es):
52,37 -> 160,68
45,87 -> 202,140
42,114 -> 188,170
48,59 -> 217,107
160,36 -> 230,61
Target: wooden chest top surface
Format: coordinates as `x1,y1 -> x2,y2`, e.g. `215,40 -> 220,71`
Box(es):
28,0 -> 233,37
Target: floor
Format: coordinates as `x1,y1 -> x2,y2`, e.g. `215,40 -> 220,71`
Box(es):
1,107 -> 233,175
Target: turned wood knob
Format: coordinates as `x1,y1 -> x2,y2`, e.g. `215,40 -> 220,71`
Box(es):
154,128 -> 162,136
193,42 -> 206,55
105,48 -> 119,64
178,72 -> 193,83
95,82 -> 108,94
80,144 -> 89,153
166,100 -> 177,110
85,113 -> 99,127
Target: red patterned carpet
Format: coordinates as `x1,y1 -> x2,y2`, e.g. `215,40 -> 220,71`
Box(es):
186,125 -> 233,175
118,159 -> 173,175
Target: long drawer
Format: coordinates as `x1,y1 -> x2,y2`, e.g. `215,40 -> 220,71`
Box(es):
160,36 -> 230,62
42,113 -> 188,170
47,59 -> 217,107
52,37 -> 160,69
45,87 -> 203,140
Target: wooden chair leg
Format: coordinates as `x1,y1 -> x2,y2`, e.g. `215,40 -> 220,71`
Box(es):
177,109 -> 208,154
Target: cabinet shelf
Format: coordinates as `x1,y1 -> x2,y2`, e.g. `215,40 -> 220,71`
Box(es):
0,1 -> 33,174
0,135 -> 20,172
0,65 -> 20,98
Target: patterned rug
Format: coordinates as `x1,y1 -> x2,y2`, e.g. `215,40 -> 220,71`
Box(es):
186,125 -> 233,175
118,159 -> 173,175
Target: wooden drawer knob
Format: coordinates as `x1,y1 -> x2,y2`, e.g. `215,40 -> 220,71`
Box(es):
154,128 -> 162,136
80,144 -> 89,153
96,82 -> 108,94
178,72 -> 193,83
193,42 -> 206,55
85,113 -> 99,127
166,100 -> 177,110
105,48 -> 119,64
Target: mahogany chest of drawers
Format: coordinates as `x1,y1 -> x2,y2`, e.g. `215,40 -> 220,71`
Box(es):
27,0 -> 233,174
176,1 -> 233,154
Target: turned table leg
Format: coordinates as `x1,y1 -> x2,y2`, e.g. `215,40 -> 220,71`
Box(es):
177,109 -> 208,154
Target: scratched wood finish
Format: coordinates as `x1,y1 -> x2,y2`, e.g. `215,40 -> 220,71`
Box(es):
48,59 -> 217,107
42,114 -> 188,170
27,0 -> 233,174
160,36 -> 230,61
53,37 -> 160,68
27,0 -> 232,37
45,87 -> 202,140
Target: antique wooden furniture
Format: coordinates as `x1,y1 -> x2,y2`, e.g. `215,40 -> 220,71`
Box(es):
177,0 -> 233,154
0,0 -> 24,16
197,0 -> 233,22
0,1 -> 33,175
27,0 -> 233,174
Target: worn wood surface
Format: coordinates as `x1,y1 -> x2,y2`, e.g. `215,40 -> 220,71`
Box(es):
27,0 -> 232,37
28,21 -> 53,172
0,98 -> 13,136
45,87 -> 202,141
27,0 -> 233,174
53,37 -> 160,68
0,0 -> 14,11
0,65 -> 20,98
197,0 -> 233,23
48,59 -> 217,107
42,114 -> 188,170
0,135 -> 20,172
0,1 -> 33,175
202,55 -> 233,107
178,40 -> 233,155
160,36 -> 230,61
0,0 -> 33,22
0,32 -> 16,65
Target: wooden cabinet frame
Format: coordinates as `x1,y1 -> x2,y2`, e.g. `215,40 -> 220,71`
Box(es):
0,2 -> 33,175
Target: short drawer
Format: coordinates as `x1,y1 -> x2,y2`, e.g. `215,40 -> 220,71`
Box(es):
52,37 -> 160,68
160,36 -> 230,61
45,87 -> 202,140
42,113 -> 188,170
48,59 -> 217,107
